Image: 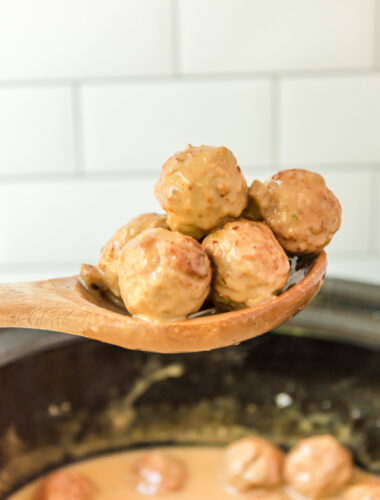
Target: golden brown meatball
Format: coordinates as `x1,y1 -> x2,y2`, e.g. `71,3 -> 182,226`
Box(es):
284,435 -> 353,498
249,493 -> 289,500
35,471 -> 95,500
118,228 -> 212,321
134,451 -> 187,495
246,169 -> 341,254
225,436 -> 285,492
344,480 -> 380,500
202,220 -> 290,309
155,144 -> 247,239
98,213 -> 168,297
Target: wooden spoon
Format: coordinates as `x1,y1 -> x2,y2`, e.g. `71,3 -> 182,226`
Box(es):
0,252 -> 326,353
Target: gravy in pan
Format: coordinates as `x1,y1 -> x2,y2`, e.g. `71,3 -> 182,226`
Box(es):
9,446 -> 377,500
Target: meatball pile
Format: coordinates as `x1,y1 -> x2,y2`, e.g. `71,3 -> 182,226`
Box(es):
81,144 -> 341,321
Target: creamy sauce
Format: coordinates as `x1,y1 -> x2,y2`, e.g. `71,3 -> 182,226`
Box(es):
9,447 -> 375,500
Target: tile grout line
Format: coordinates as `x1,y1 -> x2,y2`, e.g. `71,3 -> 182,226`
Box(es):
0,68 -> 380,89
71,83 -> 85,174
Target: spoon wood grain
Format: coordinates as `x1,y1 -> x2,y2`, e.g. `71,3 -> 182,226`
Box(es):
0,252 -> 326,353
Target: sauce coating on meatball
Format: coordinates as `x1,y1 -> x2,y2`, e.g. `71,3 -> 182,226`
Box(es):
134,451 -> 187,495
34,471 -> 94,500
344,480 -> 380,500
98,213 -> 168,297
246,169 -> 341,254
202,220 -> 290,309
225,436 -> 285,492
118,228 -> 211,320
155,144 -> 247,239
284,435 -> 353,498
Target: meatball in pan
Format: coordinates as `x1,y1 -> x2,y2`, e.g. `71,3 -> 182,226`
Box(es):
225,436 -> 284,492
134,451 -> 187,495
284,435 -> 353,498
35,471 -> 95,500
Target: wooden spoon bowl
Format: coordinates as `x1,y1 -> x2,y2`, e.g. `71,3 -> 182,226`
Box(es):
0,252 -> 326,353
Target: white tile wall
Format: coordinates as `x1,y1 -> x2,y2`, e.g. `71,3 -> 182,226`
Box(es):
0,0 -> 173,80
81,80 -> 272,171
0,0 -> 379,285
179,0 -> 375,73
0,178 -> 159,264
0,87 -> 75,175
328,255 -> 380,285
315,169 -> 372,254
279,76 -> 380,165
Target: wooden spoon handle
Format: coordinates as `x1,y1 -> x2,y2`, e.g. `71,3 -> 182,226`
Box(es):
0,277 -> 83,332
0,281 -> 50,328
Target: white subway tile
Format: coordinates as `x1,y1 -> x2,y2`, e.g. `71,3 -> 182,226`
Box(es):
0,178 -> 160,264
279,76 -> 380,165
310,168 -> 371,254
244,168 -> 273,185
0,0 -> 173,80
179,0 -> 374,73
328,256 -> 380,285
0,87 -> 75,175
81,80 -> 272,171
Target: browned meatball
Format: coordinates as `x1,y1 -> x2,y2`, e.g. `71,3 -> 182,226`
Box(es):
134,451 -> 187,495
225,436 -> 285,492
118,228 -> 212,320
202,220 -> 290,309
284,435 -> 353,498
35,471 -> 95,500
344,480 -> 380,500
98,213 -> 168,297
246,169 -> 341,254
155,144 -> 247,239
245,493 -> 289,500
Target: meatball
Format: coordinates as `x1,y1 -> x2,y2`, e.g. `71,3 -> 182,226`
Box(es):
245,169 -> 341,254
134,451 -> 187,495
344,480 -> 380,500
225,436 -> 284,492
284,435 -> 353,498
155,144 -> 247,239
35,471 -> 94,500
118,228 -> 212,320
98,213 -> 168,297
202,220 -> 290,309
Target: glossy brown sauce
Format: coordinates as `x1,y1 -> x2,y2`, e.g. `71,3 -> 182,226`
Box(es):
9,446 -> 375,500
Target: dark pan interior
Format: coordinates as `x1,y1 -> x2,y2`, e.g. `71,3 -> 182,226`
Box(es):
1,331 -> 380,498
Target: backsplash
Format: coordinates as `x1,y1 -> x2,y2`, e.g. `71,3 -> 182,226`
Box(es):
0,0 -> 379,284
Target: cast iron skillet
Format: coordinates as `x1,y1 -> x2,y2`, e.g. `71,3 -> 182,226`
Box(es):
0,277 -> 379,498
